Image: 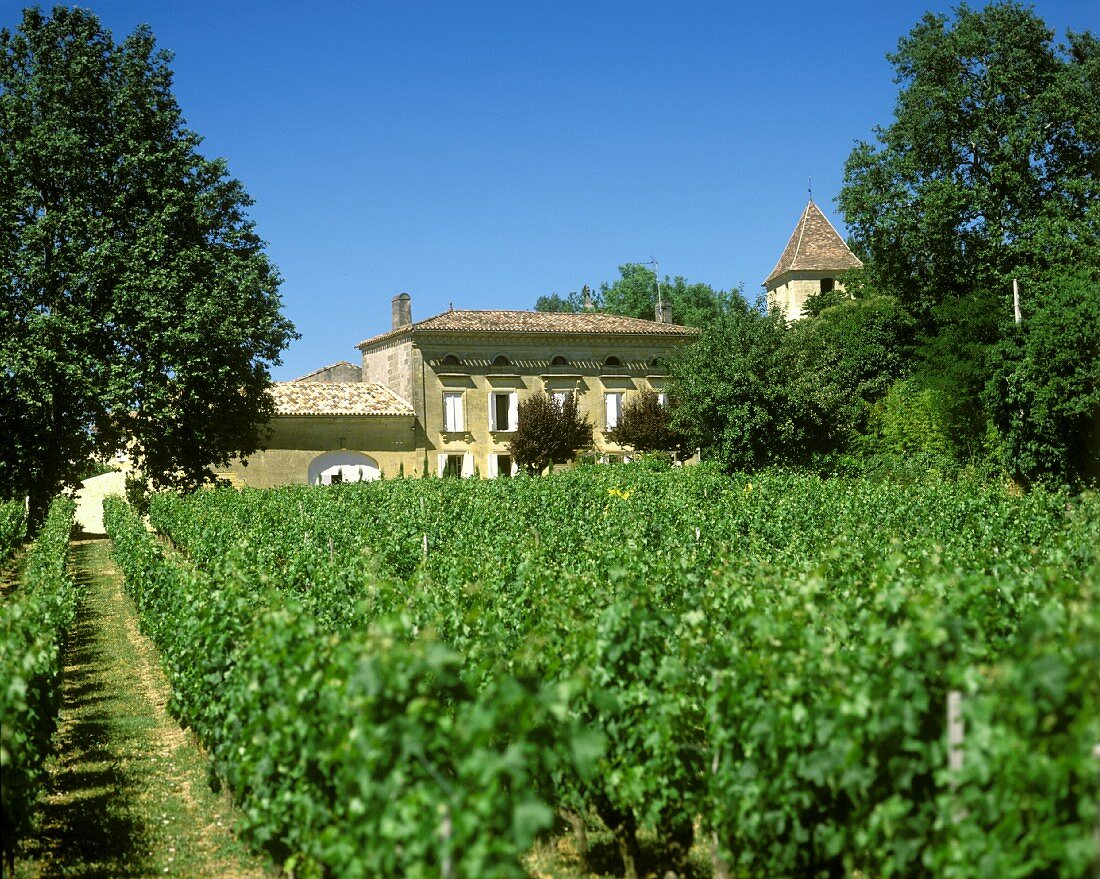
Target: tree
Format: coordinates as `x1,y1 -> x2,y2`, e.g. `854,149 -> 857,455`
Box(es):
508,392 -> 593,475
0,7 -> 296,528
839,2 -> 1100,323
837,3 -> 1099,471
983,266 -> 1100,485
606,388 -> 688,459
666,299 -> 804,472
534,265 -> 737,329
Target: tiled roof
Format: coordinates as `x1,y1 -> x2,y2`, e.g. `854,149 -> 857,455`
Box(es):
764,200 -> 863,286
358,310 -> 698,348
292,361 -> 362,382
270,382 -> 414,416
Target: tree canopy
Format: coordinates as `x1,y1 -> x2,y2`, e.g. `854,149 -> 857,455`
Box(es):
0,7 -> 296,526
508,392 -> 593,475
535,264 -> 737,329
839,1 -> 1100,322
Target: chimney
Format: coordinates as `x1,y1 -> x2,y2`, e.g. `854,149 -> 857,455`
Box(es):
582,285 -> 595,310
656,300 -> 672,324
392,292 -> 412,330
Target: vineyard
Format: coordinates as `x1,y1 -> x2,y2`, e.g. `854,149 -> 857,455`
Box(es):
98,465 -> 1099,879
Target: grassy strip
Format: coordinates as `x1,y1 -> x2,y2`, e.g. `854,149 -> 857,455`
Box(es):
10,540 -> 275,879
0,497 -> 76,869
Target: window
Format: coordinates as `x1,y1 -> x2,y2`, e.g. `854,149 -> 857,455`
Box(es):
438,453 -> 472,478
489,453 -> 513,478
820,277 -> 835,294
657,391 -> 668,407
493,354 -> 511,367
605,392 -> 623,430
603,355 -> 622,367
489,391 -> 518,431
442,354 -> 461,366
551,389 -> 573,410
443,391 -> 465,432
551,355 -> 569,366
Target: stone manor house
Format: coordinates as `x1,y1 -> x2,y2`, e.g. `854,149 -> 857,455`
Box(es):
219,199 -> 860,486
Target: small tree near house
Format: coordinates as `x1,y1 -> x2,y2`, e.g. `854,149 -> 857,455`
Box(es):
509,392 -> 593,475
607,388 -> 689,459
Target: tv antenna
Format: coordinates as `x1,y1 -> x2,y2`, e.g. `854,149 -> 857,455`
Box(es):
643,257 -> 662,311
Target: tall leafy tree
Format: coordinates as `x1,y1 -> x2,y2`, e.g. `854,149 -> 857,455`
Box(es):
839,2 -> 1100,322
0,7 -> 296,527
838,2 -> 1099,470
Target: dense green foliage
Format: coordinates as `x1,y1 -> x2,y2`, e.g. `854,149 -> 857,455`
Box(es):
0,496 -> 75,865
535,263 -> 737,329
665,3 -> 1099,484
0,499 -> 26,563
984,266 -> 1100,484
607,388 -> 687,458
108,468 -> 1100,878
834,1 -> 1100,480
508,391 -> 593,474
105,497 -> 592,878
0,6 -> 296,529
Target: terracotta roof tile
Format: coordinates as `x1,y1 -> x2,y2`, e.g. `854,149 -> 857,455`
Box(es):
358,310 -> 698,348
764,200 -> 863,286
270,382 -> 414,416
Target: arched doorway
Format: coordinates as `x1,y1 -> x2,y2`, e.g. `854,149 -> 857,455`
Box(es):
308,451 -> 381,485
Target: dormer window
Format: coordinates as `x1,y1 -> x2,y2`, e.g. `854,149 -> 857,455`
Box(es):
493,355 -> 512,367
820,278 -> 835,294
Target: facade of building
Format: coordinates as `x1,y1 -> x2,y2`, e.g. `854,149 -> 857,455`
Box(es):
764,199 -> 863,321
222,296 -> 697,485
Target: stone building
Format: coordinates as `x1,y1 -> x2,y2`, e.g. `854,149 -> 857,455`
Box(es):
764,199 -> 863,321
221,295 -> 697,485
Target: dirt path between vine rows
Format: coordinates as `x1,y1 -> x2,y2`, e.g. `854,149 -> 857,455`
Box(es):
11,540 -> 274,879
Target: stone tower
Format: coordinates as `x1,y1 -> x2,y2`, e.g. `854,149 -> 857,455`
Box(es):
763,199 -> 863,321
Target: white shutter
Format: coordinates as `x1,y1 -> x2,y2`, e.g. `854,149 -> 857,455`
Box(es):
437,453 -> 447,476
488,391 -> 497,431
487,454 -> 498,478
657,391 -> 668,407
461,453 -> 474,478
508,392 -> 519,431
444,392 -> 464,432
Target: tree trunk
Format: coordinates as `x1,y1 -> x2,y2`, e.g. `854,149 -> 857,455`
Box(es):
562,809 -> 590,866
658,816 -> 694,878
595,798 -> 640,879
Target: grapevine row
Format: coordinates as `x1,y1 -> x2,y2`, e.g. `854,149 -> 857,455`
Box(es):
134,468 -> 1099,877
0,497 -> 76,868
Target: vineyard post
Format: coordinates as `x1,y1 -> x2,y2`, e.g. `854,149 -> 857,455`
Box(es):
947,690 -> 964,824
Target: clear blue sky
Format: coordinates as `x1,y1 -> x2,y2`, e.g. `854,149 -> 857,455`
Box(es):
4,1 -> 1097,380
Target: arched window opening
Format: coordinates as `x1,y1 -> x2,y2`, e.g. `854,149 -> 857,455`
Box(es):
551,355 -> 569,366
820,278 -> 835,294
603,355 -> 622,367
493,354 -> 511,367
650,356 -> 666,369
442,353 -> 460,366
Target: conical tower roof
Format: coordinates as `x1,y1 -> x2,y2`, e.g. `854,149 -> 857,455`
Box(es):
764,200 -> 862,287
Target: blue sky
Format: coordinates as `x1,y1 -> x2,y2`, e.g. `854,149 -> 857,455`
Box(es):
4,1 -> 1097,380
